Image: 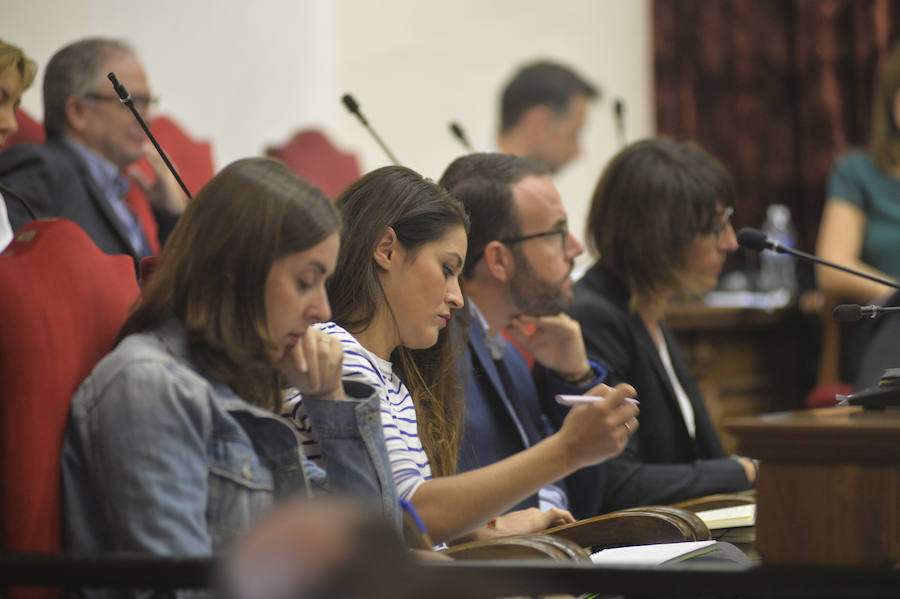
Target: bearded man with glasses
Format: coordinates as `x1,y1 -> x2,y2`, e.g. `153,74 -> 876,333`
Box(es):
0,37 -> 185,267
439,153 -> 638,522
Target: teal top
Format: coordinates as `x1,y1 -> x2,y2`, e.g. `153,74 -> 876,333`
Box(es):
827,151 -> 900,277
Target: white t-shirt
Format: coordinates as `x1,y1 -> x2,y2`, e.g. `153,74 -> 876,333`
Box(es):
656,326 -> 696,438
0,191 -> 14,252
283,322 -> 432,501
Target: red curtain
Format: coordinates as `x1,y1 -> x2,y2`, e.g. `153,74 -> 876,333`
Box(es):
654,0 -> 900,262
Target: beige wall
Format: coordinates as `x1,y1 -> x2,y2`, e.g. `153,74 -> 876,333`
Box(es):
6,0 -> 654,267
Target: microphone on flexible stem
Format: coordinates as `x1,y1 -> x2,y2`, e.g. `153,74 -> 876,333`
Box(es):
613,99 -> 626,147
737,227 -> 900,294
0,181 -> 37,220
107,72 -> 192,199
832,304 -> 900,322
449,121 -> 474,152
341,94 -> 400,165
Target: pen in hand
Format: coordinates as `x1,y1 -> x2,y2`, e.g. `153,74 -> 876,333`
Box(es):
555,394 -> 639,406
400,498 -> 433,549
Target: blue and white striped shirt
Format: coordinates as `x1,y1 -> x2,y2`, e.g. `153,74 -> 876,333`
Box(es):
284,322 -> 432,502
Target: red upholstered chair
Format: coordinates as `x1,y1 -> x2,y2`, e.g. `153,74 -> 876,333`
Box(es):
125,115 -> 217,252
148,115 -> 216,195
266,129 -> 361,200
123,179 -> 162,254
0,219 -> 139,598
799,289 -> 855,408
6,108 -> 45,147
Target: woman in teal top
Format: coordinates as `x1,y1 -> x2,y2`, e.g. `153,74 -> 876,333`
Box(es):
816,41 -> 900,303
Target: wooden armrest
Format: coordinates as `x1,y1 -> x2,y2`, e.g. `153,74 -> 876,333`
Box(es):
619,506 -> 710,541
529,534 -> 594,561
671,490 -> 756,513
540,506 -> 709,552
440,534 -> 590,562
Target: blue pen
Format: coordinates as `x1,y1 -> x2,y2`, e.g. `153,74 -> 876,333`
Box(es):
399,498 -> 433,547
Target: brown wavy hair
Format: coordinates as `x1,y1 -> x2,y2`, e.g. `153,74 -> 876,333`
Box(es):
119,158 -> 338,412
328,166 -> 469,477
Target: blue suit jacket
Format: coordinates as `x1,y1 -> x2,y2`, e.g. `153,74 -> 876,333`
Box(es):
457,309 -> 608,519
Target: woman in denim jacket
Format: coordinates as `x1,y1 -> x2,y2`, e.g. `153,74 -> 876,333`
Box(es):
62,158 -> 398,558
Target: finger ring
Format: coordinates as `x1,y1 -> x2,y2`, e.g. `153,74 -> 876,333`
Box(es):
623,421 -> 632,432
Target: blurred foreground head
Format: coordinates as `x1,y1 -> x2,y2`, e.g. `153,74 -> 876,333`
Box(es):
221,498 -> 478,599
221,497 -> 542,599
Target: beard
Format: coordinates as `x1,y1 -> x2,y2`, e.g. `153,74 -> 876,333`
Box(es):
508,248 -> 573,316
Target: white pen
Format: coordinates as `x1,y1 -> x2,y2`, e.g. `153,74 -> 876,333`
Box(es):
555,394 -> 639,407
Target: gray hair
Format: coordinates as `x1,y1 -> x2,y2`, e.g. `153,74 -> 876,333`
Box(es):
43,38 -> 134,138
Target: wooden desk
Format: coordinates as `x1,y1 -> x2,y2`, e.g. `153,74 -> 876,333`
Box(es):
727,406 -> 900,566
666,301 -> 812,453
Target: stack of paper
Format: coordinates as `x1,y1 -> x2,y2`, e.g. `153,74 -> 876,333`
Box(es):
694,504 -> 756,530
589,540 -> 719,565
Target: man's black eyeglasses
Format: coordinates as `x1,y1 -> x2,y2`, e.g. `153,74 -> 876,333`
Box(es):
470,224 -> 569,264
500,225 -> 569,251
83,92 -> 158,112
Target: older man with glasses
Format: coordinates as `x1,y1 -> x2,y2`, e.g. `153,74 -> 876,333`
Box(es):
438,152 -> 638,523
0,37 -> 185,266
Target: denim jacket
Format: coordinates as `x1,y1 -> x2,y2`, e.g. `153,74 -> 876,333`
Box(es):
61,319 -> 399,557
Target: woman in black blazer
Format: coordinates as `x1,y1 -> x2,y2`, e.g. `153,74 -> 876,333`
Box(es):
569,138 -> 756,511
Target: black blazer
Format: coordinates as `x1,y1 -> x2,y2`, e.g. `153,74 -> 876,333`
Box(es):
457,308 -> 608,519
0,138 -> 142,263
568,263 -> 751,510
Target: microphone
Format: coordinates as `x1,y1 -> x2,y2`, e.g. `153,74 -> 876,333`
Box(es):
340,93 -> 400,165
613,99 -> 625,147
832,304 -> 900,322
736,227 -> 774,252
449,121 -> 474,152
0,181 -> 37,221
737,227 -> 900,291
107,72 -> 192,199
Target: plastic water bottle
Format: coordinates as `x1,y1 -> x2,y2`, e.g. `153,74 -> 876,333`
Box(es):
758,204 -> 797,296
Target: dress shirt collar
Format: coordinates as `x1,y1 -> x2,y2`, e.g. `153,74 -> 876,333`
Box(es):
64,136 -> 131,200
63,136 -> 152,258
468,300 -> 507,360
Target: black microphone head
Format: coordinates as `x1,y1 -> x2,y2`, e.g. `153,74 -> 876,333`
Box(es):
449,122 -> 474,152
341,94 -> 360,114
614,99 -> 624,118
833,304 -> 863,322
341,94 -> 367,126
107,72 -> 128,100
737,228 -> 771,252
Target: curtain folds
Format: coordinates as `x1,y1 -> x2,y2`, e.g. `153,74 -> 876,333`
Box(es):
653,0 -> 900,256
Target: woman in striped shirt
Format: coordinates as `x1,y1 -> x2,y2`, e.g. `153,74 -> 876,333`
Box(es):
287,165 -> 628,544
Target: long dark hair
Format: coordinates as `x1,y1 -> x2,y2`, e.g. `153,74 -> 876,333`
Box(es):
120,158 -> 339,412
328,165 -> 469,477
